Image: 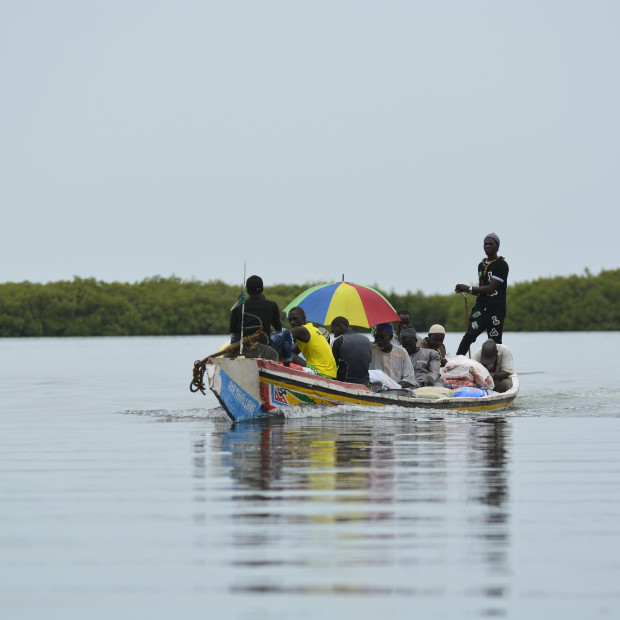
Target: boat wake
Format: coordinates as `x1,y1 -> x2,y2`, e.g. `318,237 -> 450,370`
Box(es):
509,386 -> 620,417
118,406 -> 229,420
282,403 -> 506,423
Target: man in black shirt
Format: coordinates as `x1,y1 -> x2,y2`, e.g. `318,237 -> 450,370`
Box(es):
330,316 -> 372,385
229,275 -> 292,365
455,233 -> 509,355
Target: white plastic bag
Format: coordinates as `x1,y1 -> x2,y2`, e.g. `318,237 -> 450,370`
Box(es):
440,355 -> 494,390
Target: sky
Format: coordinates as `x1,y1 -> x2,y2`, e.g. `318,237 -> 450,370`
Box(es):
1,1 -> 619,296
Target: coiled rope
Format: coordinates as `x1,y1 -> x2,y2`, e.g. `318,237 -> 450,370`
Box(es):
189,327 -> 265,395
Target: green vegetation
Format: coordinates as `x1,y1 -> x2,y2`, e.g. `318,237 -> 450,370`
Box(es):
0,269 -> 618,337
0,277 -> 309,337
387,268 -> 620,332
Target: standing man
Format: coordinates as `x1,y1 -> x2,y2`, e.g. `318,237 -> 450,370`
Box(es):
287,307 -> 337,378
330,316 -> 372,385
455,233 -> 509,356
229,275 -> 293,366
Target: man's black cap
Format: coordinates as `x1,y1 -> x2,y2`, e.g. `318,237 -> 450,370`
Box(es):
246,275 -> 263,293
480,339 -> 498,366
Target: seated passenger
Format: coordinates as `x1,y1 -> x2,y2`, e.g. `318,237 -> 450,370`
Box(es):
287,307 -> 337,378
316,325 -> 331,346
399,326 -> 444,388
417,324 -> 448,367
369,323 -> 416,388
472,339 -> 514,393
229,275 -> 293,365
330,316 -> 372,385
392,309 -> 413,347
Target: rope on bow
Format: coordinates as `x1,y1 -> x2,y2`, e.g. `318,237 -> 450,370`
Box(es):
189,328 -> 265,395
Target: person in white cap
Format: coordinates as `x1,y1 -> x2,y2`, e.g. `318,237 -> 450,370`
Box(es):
454,233 -> 509,355
417,324 -> 448,367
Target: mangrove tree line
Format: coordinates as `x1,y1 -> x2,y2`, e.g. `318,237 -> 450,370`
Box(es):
0,269 -> 618,337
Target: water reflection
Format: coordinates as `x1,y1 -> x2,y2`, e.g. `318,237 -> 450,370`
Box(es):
195,415 -> 512,613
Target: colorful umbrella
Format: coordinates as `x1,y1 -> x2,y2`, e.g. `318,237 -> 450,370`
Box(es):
283,282 -> 400,329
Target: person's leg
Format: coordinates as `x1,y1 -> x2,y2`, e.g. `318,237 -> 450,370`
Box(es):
269,328 -> 293,365
486,313 -> 505,344
456,308 -> 489,355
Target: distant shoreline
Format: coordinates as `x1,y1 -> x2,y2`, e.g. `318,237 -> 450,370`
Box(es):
1,269 -> 618,336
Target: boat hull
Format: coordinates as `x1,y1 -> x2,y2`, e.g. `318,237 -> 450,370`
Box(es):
207,357 -> 519,422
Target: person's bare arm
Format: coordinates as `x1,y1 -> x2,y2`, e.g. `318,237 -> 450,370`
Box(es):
455,278 -> 501,295
292,352 -> 306,367
291,326 -> 311,343
491,370 -> 510,381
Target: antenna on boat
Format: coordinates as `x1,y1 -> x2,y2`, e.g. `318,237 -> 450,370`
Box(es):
239,261 -> 247,357
342,274 -> 344,282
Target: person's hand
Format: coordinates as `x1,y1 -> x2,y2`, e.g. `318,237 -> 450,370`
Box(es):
455,284 -> 468,293
423,376 -> 435,387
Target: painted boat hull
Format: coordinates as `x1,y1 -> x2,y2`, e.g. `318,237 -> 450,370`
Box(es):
207,357 -> 519,423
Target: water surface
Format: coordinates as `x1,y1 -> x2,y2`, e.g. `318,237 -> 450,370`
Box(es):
1,333 -> 619,619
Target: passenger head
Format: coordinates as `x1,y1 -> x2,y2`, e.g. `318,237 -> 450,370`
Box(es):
400,326 -> 418,355
395,309 -> 411,335
479,339 -> 498,370
287,306 -> 306,328
330,316 -> 350,338
428,324 -> 445,348
246,275 -> 264,294
373,322 -> 393,352
397,310 -> 411,325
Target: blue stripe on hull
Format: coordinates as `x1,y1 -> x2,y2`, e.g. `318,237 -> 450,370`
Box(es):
219,370 -> 263,421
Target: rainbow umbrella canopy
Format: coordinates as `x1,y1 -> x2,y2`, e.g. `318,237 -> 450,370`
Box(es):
283,282 -> 400,329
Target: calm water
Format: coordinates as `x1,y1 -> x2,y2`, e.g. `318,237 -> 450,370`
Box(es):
1,333 -> 620,619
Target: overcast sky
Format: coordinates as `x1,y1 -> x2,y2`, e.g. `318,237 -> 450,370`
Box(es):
1,1 -> 618,295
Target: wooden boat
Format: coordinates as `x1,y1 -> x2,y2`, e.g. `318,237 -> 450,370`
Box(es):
202,356 -> 519,423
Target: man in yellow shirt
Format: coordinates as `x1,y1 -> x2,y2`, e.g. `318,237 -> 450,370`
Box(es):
287,307 -> 337,378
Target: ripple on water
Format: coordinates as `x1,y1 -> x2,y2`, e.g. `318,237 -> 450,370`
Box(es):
118,407 -> 229,421
514,386 -> 620,418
